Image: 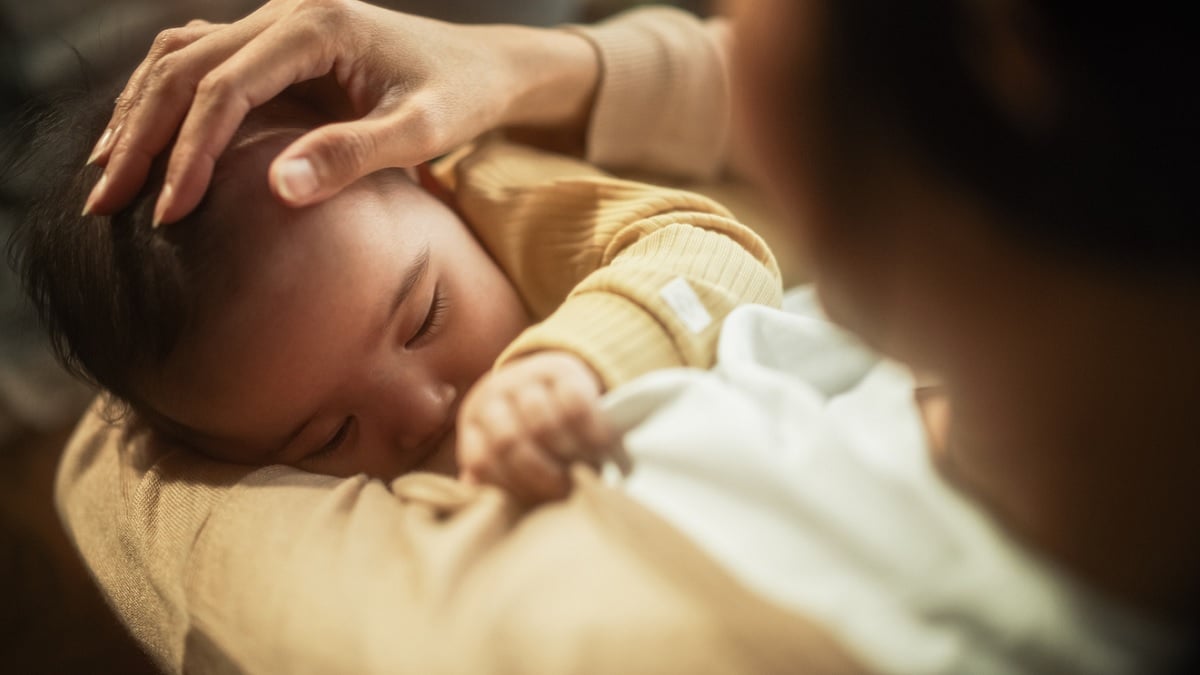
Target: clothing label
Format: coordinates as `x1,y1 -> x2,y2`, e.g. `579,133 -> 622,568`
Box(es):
659,277 -> 712,334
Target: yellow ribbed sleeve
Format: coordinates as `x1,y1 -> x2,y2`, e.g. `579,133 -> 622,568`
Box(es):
446,140 -> 783,390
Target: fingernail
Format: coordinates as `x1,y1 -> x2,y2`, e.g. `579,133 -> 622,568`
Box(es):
276,157 -> 317,202
152,184 -> 173,228
87,128 -> 113,165
82,173 -> 107,216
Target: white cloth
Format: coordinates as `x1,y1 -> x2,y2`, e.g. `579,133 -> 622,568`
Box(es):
602,287 -> 1183,675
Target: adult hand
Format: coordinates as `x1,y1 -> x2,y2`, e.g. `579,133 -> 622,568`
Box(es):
84,0 -> 599,225
457,351 -> 615,503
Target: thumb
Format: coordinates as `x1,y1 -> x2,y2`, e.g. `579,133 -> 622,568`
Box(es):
269,117 -> 413,207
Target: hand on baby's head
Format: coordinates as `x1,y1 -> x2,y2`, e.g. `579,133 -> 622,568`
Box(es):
13,85 -> 529,481
457,350 -> 616,503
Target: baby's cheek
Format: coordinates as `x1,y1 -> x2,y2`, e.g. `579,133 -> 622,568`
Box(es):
472,281 -> 529,361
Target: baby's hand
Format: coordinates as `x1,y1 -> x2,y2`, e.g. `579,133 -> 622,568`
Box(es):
457,351 -> 615,503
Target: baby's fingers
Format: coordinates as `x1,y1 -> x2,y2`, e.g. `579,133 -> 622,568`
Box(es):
550,377 -> 616,460
504,439 -> 570,503
458,422 -> 513,487
457,397 -> 514,477
512,384 -> 583,461
457,421 -> 568,503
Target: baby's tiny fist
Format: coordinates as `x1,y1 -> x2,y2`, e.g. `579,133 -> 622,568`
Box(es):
456,351 -> 613,503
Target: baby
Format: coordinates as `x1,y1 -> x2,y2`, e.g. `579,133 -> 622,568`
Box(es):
12,89 -> 783,502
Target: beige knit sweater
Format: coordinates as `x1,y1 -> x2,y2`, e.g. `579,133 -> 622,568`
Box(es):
55,8 -> 862,674
445,139 -> 781,389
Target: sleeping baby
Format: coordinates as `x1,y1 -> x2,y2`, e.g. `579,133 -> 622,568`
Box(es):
12,89 -> 782,502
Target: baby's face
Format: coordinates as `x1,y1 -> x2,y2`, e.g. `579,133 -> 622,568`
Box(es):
143,129 -> 529,478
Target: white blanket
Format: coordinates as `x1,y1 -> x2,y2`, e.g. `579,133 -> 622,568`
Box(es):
601,288 -> 1181,675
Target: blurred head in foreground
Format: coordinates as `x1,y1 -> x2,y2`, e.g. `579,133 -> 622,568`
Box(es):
728,0 -> 1199,623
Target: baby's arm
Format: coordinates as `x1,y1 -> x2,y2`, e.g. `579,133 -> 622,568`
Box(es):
446,140 -> 783,501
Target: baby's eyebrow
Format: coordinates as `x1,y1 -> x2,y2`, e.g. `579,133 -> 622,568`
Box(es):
374,243 -> 432,344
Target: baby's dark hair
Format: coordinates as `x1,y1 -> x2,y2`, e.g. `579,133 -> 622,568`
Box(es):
7,86 -> 263,415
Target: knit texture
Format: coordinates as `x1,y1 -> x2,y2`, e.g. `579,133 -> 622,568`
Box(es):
443,139 -> 782,389
567,7 -> 731,181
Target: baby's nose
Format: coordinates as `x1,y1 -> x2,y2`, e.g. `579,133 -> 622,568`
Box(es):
397,381 -> 457,450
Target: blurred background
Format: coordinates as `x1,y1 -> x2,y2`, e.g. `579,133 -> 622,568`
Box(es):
0,1 -> 712,671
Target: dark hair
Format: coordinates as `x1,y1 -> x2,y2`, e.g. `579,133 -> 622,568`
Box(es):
6,86 -> 238,415
811,1 -> 1197,276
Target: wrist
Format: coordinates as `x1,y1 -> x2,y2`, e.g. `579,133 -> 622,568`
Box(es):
557,350 -> 606,396
513,349 -> 606,396
495,25 -> 599,132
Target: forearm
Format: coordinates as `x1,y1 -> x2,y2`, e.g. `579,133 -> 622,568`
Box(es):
497,25 -> 599,138
492,7 -> 735,180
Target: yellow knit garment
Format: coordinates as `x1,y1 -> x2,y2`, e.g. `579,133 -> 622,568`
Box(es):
441,140 -> 783,390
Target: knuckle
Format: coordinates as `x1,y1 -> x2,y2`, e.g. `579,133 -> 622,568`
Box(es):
112,92 -> 134,119
147,51 -> 181,87
525,400 -> 561,437
396,99 -> 444,159
513,387 -> 547,418
533,425 -> 568,454
488,428 -> 518,455
320,127 -> 378,176
146,55 -> 199,104
170,146 -> 218,192
195,71 -> 232,102
152,28 -> 187,54
558,391 -> 591,424
296,0 -> 348,27
525,417 -> 557,446
286,14 -> 327,46
530,410 -> 559,438
477,441 -> 509,466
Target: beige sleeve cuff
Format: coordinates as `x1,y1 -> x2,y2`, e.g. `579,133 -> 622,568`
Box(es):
496,219 -> 783,392
566,7 -> 731,181
497,290 -> 684,391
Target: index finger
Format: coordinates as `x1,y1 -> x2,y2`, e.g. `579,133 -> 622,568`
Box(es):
83,17 -> 269,217
155,17 -> 343,225
88,20 -> 224,167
